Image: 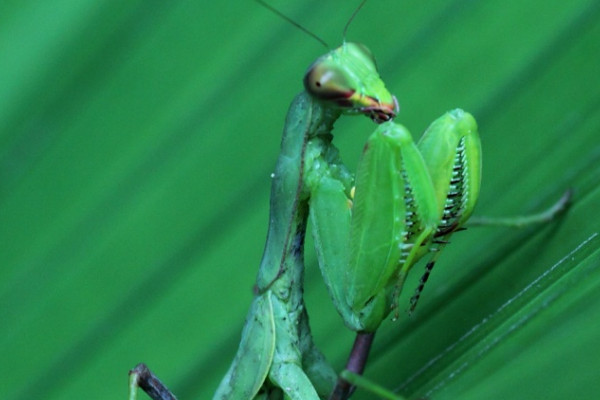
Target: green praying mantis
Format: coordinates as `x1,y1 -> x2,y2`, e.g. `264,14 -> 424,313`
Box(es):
129,3 -> 571,400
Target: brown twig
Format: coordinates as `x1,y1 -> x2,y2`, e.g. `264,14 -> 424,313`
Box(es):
129,363 -> 177,400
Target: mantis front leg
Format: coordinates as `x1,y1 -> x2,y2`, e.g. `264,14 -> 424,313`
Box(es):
308,110 -> 480,333
306,105 -> 569,399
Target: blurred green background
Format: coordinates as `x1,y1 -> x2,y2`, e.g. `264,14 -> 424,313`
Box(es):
1,0 -> 599,399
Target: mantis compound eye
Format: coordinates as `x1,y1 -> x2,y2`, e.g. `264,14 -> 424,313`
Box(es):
303,63 -> 355,104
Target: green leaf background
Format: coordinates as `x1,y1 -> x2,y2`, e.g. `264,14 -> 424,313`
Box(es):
1,0 -> 599,399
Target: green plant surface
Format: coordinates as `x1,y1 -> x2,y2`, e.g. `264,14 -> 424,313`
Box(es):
1,0 -> 599,399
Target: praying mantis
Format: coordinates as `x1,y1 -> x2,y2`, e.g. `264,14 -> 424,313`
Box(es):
129,2 -> 571,400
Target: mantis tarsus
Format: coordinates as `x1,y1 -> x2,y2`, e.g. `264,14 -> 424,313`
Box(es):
129,3 -> 571,400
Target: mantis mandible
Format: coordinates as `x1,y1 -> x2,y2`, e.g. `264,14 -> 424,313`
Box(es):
129,2 -> 571,400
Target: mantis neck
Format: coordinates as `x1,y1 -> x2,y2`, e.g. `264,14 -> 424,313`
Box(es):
255,91 -> 341,298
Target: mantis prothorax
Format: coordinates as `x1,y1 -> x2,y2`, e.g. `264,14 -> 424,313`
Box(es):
129,7 -> 571,400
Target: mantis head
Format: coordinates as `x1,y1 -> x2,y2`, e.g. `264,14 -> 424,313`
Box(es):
304,42 -> 398,123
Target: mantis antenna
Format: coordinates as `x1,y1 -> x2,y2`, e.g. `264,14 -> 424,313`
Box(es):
255,0 -> 330,49
343,0 -> 368,41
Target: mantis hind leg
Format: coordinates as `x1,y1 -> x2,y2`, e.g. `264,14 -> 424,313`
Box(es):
467,189 -> 572,228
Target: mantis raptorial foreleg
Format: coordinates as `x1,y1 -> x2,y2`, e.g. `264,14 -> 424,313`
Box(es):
307,108 -> 480,332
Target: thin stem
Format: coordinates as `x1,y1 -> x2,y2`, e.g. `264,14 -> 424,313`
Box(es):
329,332 -> 375,400
129,363 -> 177,400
